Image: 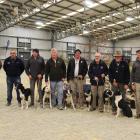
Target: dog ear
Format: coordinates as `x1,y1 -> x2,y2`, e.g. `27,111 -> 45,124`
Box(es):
70,90 -> 73,93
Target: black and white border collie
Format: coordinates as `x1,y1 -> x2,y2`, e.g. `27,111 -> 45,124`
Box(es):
103,89 -> 113,112
15,83 -> 31,109
41,85 -> 52,109
115,90 -> 133,118
83,84 -> 92,111
63,82 -> 76,111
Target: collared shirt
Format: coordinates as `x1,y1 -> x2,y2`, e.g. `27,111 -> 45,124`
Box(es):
74,59 -> 79,77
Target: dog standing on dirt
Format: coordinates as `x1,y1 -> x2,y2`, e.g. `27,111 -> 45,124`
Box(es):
63,82 -> 76,111
41,85 -> 52,108
15,83 -> 31,109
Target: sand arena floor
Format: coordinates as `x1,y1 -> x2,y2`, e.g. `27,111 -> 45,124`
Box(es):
0,69 -> 140,140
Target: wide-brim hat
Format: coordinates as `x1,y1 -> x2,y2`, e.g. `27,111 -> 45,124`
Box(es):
113,50 -> 123,57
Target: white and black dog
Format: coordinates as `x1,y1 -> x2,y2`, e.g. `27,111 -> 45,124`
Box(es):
115,90 -> 133,118
63,82 -> 76,111
41,85 -> 52,109
103,89 -> 114,112
83,84 -> 92,111
15,83 -> 31,109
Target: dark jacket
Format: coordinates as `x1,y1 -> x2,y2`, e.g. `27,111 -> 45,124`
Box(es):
131,59 -> 140,83
3,57 -> 24,77
109,59 -> 130,84
67,57 -> 88,81
0,60 -> 2,69
88,60 -> 108,86
45,57 -> 66,82
25,55 -> 45,79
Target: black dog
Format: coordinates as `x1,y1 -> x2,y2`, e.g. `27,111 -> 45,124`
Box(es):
115,90 -> 133,118
16,83 -> 31,109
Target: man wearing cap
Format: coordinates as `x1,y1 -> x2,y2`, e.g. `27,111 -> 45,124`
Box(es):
88,52 -> 108,112
67,49 -> 88,109
25,49 -> 45,107
131,49 -> 140,119
109,50 -> 130,114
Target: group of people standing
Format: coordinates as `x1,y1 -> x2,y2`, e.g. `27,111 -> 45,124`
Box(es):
0,48 -> 140,118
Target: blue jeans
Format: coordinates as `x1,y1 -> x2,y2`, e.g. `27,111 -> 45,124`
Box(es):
6,76 -> 21,103
50,81 -> 63,107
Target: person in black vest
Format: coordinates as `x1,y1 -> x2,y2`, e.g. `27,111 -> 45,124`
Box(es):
88,52 -> 108,112
109,50 -> 130,115
3,50 -> 24,106
67,49 -> 88,109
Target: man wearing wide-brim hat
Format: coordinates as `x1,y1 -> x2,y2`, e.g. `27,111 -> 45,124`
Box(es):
109,50 -> 130,115
131,49 -> 140,119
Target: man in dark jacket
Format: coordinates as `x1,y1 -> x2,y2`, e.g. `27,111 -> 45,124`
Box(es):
25,49 -> 45,106
109,50 -> 130,114
67,49 -> 88,108
45,48 -> 66,110
131,49 -> 140,119
3,50 -> 24,106
88,52 -> 108,112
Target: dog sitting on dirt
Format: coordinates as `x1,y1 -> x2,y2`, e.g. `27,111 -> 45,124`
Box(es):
15,83 -> 31,109
63,82 -> 76,111
103,89 -> 113,112
41,85 -> 52,109
103,75 -> 114,112
115,90 -> 133,118
83,84 -> 92,111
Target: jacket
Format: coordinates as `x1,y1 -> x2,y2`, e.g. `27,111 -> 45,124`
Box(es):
88,60 -> 108,86
0,60 -> 2,69
131,58 -> 140,83
3,57 -> 24,77
109,59 -> 130,84
67,57 -> 88,81
45,57 -> 66,82
25,55 -> 45,79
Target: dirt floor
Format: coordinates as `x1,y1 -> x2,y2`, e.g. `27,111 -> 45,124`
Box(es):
0,69 -> 140,140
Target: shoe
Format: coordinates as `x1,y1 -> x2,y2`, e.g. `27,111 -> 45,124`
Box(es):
57,106 -> 64,110
6,102 -> 11,106
18,102 -> 21,107
134,114 -> 140,119
29,103 -> 34,107
89,107 -> 96,111
99,110 -> 104,113
112,111 -> 117,115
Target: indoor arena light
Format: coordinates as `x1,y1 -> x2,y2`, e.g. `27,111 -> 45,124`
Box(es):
0,0 -> 5,4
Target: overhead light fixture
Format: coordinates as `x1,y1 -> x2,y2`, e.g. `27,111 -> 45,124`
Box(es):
125,17 -> 134,21
51,20 -> 56,23
0,0 -> 5,4
67,12 -> 78,16
84,0 -> 98,8
36,26 -> 42,29
35,21 -> 45,26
